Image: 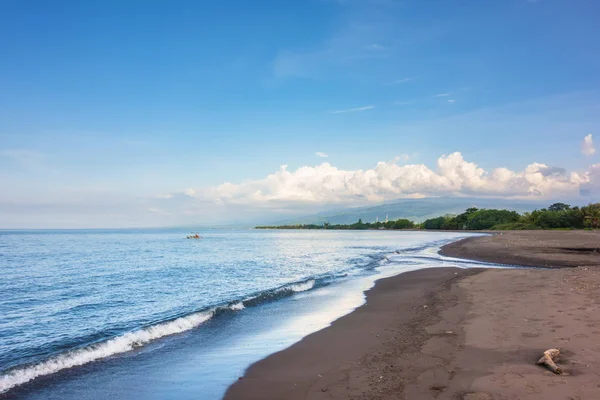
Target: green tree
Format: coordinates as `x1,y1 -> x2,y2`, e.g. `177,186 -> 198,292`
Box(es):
525,204 -> 584,229
423,216 -> 446,229
548,202 -> 571,212
350,218 -> 368,230
444,207 -> 479,230
392,219 -> 414,229
465,209 -> 520,230
582,203 -> 600,229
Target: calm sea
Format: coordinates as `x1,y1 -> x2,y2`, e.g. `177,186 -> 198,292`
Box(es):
0,229 -> 496,399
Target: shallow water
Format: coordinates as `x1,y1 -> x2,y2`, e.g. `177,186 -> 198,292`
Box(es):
0,229 -> 500,398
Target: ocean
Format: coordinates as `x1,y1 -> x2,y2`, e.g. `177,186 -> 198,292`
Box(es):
0,229 -> 497,399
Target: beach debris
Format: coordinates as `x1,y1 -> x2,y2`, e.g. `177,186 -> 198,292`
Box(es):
536,348 -> 563,374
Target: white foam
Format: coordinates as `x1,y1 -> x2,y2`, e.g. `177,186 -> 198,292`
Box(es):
283,279 -> 315,293
0,280 -> 312,394
229,301 -> 245,311
0,310 -> 213,393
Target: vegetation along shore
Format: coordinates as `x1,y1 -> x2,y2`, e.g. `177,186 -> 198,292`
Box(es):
256,202 -> 600,231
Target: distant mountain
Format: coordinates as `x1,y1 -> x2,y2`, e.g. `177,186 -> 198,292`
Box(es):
267,197 -> 558,226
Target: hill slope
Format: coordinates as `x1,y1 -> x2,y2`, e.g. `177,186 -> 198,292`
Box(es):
269,197 -> 552,226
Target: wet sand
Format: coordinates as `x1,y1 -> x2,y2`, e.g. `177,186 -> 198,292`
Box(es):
440,230 -> 600,268
226,231 -> 600,399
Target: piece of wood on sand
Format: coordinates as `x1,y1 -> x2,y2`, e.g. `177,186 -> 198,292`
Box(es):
536,348 -> 562,374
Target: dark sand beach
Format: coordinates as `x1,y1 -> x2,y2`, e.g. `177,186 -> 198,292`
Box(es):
441,230 -> 600,268
226,231 -> 600,400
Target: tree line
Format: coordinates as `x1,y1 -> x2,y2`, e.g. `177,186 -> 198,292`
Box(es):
255,202 -> 600,231
256,218 -> 415,230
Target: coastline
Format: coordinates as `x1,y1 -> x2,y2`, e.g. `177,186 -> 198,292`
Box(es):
0,231 -> 475,399
439,230 -> 600,268
225,267 -> 481,400
226,231 -> 600,399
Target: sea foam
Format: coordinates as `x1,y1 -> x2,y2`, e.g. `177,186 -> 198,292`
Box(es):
0,280 -> 317,393
0,308 -> 221,393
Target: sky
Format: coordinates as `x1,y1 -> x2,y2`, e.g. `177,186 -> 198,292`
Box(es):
1,0 -> 599,228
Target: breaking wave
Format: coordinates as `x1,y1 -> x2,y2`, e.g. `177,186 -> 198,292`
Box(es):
0,243 -> 425,394
240,279 -> 316,307
0,309 -> 210,393
0,278 -> 318,393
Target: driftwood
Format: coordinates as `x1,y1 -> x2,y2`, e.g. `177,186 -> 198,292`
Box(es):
536,348 -> 562,374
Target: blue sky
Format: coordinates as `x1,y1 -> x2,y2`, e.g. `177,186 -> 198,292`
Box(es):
1,0 -> 599,228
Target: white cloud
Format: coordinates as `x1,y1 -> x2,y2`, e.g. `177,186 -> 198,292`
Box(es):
433,93 -> 451,97
582,134 -> 595,156
166,152 -> 598,209
394,101 -> 412,106
448,99 -> 456,104
315,152 -> 329,158
328,105 -> 375,114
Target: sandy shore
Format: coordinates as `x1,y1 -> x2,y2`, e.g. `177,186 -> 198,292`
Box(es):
226,231 -> 600,399
440,230 -> 600,268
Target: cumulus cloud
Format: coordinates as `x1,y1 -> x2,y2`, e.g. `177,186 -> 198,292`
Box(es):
582,134 -> 595,156
579,163 -> 600,197
315,152 -> 329,158
165,152 -> 598,208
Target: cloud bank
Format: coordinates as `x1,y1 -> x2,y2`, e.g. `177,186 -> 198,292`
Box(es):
169,152 -> 599,210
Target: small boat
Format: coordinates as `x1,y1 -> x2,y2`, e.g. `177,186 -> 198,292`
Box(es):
186,233 -> 202,239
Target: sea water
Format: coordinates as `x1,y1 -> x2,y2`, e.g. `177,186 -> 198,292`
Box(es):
0,229 -> 498,399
